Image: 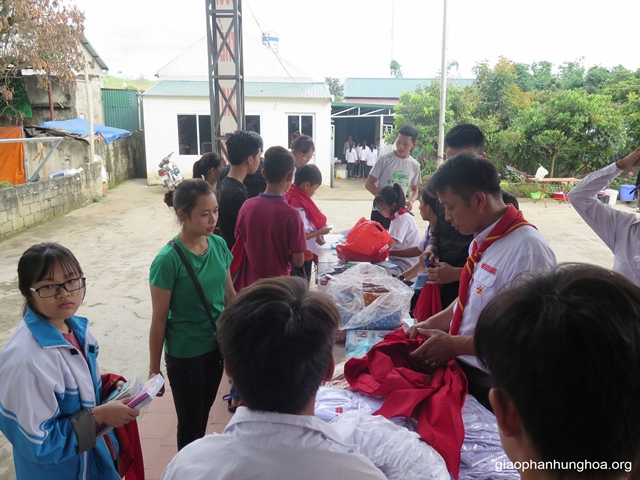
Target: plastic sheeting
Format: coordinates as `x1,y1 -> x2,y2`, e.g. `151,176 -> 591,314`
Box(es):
331,410 -> 450,480
315,387 -> 519,480
39,118 -> 132,144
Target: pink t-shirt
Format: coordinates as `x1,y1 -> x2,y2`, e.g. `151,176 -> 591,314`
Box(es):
233,194 -> 307,291
62,330 -> 87,360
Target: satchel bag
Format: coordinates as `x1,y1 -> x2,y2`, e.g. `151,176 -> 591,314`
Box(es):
168,240 -> 217,333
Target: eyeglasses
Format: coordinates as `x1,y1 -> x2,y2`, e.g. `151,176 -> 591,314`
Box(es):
30,277 -> 86,298
294,150 -> 315,160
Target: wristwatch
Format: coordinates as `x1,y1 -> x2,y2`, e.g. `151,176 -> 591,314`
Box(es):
398,274 -> 405,281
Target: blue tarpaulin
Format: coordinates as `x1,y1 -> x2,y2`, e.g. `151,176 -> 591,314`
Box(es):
39,118 -> 132,144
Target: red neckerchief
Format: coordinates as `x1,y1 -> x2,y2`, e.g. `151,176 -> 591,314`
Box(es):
449,205 -> 534,335
389,207 -> 406,220
284,183 -> 327,229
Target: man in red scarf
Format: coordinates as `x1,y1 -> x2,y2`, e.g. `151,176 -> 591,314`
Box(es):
409,152 -> 556,409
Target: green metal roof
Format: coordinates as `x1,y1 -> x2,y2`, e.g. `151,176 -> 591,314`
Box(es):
143,81 -> 330,99
344,77 -> 474,98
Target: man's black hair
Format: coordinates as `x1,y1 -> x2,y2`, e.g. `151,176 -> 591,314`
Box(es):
430,151 -> 501,201
397,125 -> 419,143
263,146 -> 294,183
217,277 -> 339,414
294,164 -> 322,187
225,130 -> 263,166
475,264 -> 640,478
444,123 -> 484,154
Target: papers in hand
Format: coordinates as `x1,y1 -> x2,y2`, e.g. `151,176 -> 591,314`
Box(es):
96,374 -> 165,438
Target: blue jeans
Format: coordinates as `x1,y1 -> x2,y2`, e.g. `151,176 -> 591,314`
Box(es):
165,349 -> 224,450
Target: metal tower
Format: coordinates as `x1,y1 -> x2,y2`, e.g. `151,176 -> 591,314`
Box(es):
205,0 -> 245,160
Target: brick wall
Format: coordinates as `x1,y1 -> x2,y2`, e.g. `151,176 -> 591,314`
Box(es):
0,161 -> 102,239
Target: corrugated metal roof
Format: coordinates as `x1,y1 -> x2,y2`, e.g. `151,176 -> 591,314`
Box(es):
344,77 -> 474,99
143,81 -> 209,97
143,81 -> 330,99
246,82 -> 330,98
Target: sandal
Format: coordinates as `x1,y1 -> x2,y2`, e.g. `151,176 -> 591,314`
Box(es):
222,392 -> 242,413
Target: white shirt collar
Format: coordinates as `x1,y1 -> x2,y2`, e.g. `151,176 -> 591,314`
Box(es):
226,407 -> 353,448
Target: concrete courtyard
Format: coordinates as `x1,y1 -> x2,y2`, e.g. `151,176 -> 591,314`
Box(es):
0,176 -> 634,479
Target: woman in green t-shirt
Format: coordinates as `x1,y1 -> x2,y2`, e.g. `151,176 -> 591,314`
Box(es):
149,179 -> 235,450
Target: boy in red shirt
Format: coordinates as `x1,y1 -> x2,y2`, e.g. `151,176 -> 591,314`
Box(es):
231,147 -> 306,291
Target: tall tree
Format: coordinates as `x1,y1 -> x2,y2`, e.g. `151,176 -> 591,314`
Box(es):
472,57 -> 519,128
391,81 -> 478,164
530,61 -> 559,91
324,77 -> 344,102
558,59 -> 585,90
0,0 -> 87,116
389,59 -> 403,78
508,89 -> 625,176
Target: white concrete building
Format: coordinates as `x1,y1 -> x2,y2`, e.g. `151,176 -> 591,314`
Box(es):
142,34 -> 332,185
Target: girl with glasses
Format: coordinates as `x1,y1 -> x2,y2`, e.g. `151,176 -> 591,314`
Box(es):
290,134 -> 315,170
0,242 -> 139,480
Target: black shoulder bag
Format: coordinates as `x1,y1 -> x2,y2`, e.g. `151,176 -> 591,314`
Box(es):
168,240 -> 217,333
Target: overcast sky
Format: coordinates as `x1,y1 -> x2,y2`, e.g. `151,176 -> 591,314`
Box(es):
71,0 -> 640,81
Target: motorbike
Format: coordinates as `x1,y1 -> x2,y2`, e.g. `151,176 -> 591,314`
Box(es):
157,152 -> 183,190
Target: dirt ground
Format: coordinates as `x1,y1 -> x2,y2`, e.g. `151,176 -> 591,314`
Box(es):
0,176 -> 635,478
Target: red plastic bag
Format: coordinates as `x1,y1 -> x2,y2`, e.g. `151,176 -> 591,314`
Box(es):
337,217 -> 392,263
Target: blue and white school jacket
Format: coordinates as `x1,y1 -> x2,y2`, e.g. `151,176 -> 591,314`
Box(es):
0,309 -> 120,480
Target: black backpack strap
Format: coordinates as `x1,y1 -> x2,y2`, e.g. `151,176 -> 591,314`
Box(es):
168,240 -> 217,333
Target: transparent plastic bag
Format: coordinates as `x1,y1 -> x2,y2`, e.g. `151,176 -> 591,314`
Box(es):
325,263 -> 413,330
330,410 -> 450,480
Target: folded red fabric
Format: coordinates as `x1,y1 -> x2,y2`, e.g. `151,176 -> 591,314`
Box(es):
413,283 -> 443,322
344,329 -> 467,479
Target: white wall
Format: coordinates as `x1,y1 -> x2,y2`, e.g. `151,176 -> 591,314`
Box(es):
143,95 -> 333,186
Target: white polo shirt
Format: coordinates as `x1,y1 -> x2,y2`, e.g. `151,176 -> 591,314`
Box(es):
568,162 -> 640,286
388,212 -> 422,274
161,407 -> 386,480
455,215 -> 557,371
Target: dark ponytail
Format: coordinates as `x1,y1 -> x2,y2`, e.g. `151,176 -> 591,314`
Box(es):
193,152 -> 224,179
375,183 -> 405,214
164,179 -> 215,221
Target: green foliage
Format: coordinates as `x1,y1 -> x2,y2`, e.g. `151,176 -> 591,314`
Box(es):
103,75 -> 156,91
473,58 -> 518,128
325,77 -> 344,102
389,81 -> 478,163
389,60 -> 403,78
0,180 -> 13,189
390,57 -> 639,179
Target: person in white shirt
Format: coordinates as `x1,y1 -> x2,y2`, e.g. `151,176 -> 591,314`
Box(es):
568,147 -> 640,286
374,183 -> 422,275
408,152 -> 556,409
475,264 -> 640,480
345,141 -> 358,179
364,142 -> 378,180
161,277 -> 385,480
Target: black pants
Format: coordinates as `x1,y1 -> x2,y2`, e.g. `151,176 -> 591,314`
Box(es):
347,162 -> 356,178
291,259 -> 313,282
456,360 -> 493,412
166,349 -> 224,450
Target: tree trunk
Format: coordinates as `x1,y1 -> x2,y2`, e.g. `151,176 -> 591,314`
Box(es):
550,152 -> 557,178
47,78 -> 55,120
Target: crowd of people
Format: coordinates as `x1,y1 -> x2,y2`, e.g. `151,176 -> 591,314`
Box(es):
0,123 -> 639,480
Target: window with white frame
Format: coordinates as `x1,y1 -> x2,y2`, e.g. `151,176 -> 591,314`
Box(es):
177,114 -> 212,155
288,114 -> 313,142
246,115 -> 261,135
